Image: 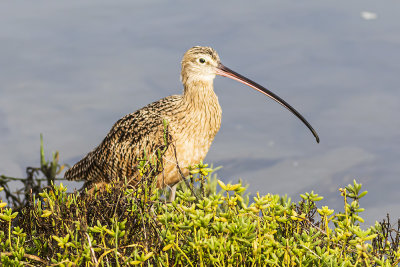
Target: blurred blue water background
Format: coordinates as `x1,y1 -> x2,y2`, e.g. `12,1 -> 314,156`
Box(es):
1,1 -> 399,226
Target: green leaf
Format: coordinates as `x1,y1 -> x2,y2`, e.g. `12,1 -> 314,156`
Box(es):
40,133 -> 46,167
142,252 -> 154,261
358,191 -> 368,198
41,210 -> 52,218
217,180 -> 227,190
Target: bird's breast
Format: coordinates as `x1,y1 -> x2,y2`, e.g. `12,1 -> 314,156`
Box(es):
166,97 -> 221,168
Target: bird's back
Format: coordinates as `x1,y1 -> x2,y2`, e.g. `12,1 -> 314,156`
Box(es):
64,95 -> 181,188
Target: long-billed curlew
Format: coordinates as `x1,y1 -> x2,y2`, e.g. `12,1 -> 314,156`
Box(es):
65,46 -> 319,194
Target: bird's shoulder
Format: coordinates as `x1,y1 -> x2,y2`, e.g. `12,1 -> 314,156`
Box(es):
102,95 -> 182,143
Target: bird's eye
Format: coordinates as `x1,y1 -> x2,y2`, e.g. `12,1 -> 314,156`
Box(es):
199,58 -> 206,64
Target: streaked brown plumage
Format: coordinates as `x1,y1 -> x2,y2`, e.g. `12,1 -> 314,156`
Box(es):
65,46 -> 319,191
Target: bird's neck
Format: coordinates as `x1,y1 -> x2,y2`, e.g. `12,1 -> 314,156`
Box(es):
182,80 -> 220,110
164,80 -> 221,169
180,80 -> 222,137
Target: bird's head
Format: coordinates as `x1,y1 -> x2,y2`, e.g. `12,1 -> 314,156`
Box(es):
181,46 -> 220,85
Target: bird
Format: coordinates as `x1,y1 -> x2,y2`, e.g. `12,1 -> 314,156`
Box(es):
65,46 -> 319,195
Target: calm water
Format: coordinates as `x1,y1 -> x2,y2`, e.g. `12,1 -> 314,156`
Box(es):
1,1 -> 399,226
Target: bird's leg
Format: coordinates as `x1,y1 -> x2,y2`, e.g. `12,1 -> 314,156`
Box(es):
168,184 -> 177,202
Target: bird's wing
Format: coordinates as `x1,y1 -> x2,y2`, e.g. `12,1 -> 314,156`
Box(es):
64,95 -> 181,183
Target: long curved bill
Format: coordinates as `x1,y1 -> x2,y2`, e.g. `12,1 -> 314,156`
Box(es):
216,63 -> 320,143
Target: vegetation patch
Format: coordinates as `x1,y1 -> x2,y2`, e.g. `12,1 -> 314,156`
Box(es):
0,140 -> 399,266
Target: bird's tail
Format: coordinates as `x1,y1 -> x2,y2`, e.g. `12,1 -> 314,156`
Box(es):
64,152 -> 95,181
